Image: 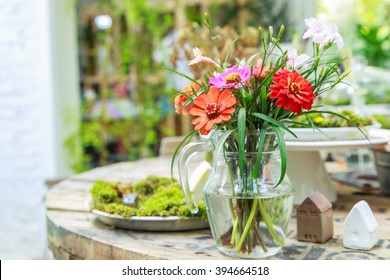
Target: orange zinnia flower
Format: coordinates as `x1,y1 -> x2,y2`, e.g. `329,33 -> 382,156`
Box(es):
269,69 -> 316,114
191,87 -> 237,135
174,81 -> 201,115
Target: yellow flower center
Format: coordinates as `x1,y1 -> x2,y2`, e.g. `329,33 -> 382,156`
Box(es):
206,103 -> 220,119
289,82 -> 301,95
225,72 -> 241,84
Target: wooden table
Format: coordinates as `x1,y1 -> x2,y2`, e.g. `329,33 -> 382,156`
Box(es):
46,157 -> 390,260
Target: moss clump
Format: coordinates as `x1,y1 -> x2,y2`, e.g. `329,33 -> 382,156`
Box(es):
374,114 -> 390,129
94,202 -> 137,218
132,175 -> 176,198
179,202 -> 207,218
90,176 -> 207,219
293,110 -> 373,128
136,183 -> 184,217
111,182 -> 132,195
90,180 -> 121,204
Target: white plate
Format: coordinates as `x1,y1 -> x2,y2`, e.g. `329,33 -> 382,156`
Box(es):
285,126 -> 373,141
286,137 -> 389,151
91,209 -> 209,231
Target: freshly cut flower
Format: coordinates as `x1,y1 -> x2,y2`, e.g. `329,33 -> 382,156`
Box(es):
270,69 -> 316,114
253,59 -> 271,78
303,17 -> 344,48
303,17 -> 328,44
174,81 -> 201,115
286,48 -> 310,68
209,65 -> 251,89
325,23 -> 344,48
188,47 -> 218,66
173,17 -> 348,134
191,87 -> 237,135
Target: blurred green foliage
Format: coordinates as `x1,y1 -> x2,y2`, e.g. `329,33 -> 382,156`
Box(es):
373,114 -> 390,129
67,0 -> 175,172
354,0 -> 390,67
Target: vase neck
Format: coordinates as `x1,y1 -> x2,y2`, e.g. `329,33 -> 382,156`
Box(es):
211,130 -> 280,153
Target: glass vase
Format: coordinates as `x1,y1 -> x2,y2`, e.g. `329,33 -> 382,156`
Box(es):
178,131 -> 295,259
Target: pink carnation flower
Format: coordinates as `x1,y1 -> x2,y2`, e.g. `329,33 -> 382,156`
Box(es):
303,17 -> 344,49
253,59 -> 271,78
188,48 -> 218,66
286,48 -> 310,68
325,23 -> 344,49
303,17 -> 328,44
209,66 -> 251,89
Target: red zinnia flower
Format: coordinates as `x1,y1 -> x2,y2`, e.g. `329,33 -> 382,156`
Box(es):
269,69 -> 316,114
174,81 -> 201,115
190,87 -> 237,135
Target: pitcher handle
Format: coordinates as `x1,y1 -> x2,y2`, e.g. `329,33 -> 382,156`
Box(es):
177,140 -> 213,214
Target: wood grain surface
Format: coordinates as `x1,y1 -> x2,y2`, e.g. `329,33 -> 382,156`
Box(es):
46,157 -> 390,260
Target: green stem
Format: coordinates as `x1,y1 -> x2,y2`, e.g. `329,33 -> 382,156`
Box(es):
230,216 -> 239,245
229,199 -> 238,245
253,225 -> 268,253
258,199 -> 284,245
236,199 -> 258,253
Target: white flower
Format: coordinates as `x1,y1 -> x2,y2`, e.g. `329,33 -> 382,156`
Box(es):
303,17 -> 344,49
303,17 -> 328,44
324,23 -> 344,49
188,47 -> 218,66
286,48 -> 310,68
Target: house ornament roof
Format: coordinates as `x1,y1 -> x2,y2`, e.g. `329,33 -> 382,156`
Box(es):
299,191 -> 332,213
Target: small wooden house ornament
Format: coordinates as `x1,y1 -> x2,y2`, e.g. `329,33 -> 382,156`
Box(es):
297,191 -> 333,243
343,200 -> 378,250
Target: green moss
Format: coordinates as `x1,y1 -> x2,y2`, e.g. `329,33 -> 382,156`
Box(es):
94,202 -> 137,218
137,184 -> 185,217
179,202 -> 208,218
132,175 -> 177,198
90,176 -> 207,219
111,182 -> 133,195
293,110 -> 373,128
374,114 -> 390,129
90,180 -> 120,204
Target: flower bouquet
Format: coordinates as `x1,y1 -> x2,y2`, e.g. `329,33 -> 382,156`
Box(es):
172,17 -> 358,258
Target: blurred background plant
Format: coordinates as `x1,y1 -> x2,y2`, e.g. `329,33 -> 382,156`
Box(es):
66,0 -> 174,172
317,0 -> 390,118
354,0 -> 390,68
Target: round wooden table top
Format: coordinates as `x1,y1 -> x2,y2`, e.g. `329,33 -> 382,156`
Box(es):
46,157 -> 390,260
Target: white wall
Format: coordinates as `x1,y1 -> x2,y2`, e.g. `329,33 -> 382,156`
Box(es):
0,0 -> 80,259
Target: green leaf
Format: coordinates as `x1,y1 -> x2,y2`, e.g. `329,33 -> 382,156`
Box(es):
301,110 -> 370,141
179,90 -> 194,102
224,38 -> 238,65
251,112 -> 298,139
238,108 -> 246,184
165,67 -> 200,85
247,52 -> 262,65
213,129 -> 235,158
272,126 -> 287,188
260,86 -> 268,115
250,126 -> 268,179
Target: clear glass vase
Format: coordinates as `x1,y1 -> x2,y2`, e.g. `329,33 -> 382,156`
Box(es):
178,131 -> 295,259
